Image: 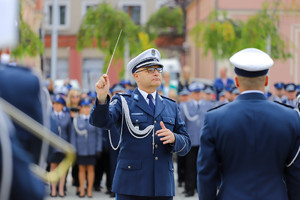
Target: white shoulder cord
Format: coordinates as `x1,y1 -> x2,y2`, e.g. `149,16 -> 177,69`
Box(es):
0,108 -> 13,200
73,117 -> 88,139
182,103 -> 199,121
108,96 -> 155,151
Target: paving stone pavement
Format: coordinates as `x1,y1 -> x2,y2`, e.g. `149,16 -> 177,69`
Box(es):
45,162 -> 198,200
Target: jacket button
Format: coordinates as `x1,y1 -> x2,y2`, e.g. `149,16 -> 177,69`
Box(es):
155,157 -> 158,160
155,144 -> 158,148
128,166 -> 131,169
154,120 -> 157,123
136,120 -> 138,122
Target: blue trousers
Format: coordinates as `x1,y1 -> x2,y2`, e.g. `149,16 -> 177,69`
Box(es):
116,194 -> 173,200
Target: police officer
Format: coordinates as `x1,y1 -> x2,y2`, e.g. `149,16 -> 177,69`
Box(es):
197,48 -> 300,200
271,82 -> 287,103
49,95 -> 72,197
282,83 -> 297,108
179,81 -> 203,197
90,48 -> 191,200
71,98 -> 102,197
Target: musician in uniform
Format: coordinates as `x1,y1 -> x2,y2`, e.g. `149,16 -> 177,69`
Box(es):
90,48 -> 191,200
197,48 -> 300,200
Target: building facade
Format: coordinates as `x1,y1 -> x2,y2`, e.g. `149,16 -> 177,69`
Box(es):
185,0 -> 300,91
43,0 -> 171,91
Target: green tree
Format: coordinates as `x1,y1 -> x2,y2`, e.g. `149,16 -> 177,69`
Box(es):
77,3 -> 153,74
145,6 -> 184,40
11,15 -> 44,58
190,5 -> 291,60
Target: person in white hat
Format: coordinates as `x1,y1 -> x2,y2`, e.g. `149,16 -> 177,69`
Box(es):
90,48 -> 191,200
197,48 -> 300,200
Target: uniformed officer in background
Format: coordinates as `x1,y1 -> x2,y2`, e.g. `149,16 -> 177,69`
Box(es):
179,82 -> 204,197
197,48 -> 300,200
271,82 -> 287,103
90,48 -> 191,200
283,83 -> 297,108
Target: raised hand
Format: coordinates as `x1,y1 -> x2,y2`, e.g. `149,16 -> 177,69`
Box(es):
95,74 -> 110,104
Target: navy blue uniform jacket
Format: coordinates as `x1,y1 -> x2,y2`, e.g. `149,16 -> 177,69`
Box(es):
0,64 -> 43,163
90,88 -> 191,197
197,92 -> 300,200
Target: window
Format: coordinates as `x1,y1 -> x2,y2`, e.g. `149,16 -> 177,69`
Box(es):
82,59 -> 104,91
45,1 -> 70,29
45,58 -> 69,80
119,1 -> 145,25
48,5 -> 66,25
81,1 -> 100,17
123,5 -> 141,25
59,5 -> 66,25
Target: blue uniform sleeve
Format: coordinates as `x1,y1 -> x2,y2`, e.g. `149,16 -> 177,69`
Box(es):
197,114 -> 218,200
285,113 -> 300,200
89,95 -> 122,130
170,104 -> 191,156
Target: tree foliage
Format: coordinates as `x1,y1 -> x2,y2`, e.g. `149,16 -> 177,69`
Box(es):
145,6 -> 184,40
190,6 -> 291,60
77,3 -> 154,73
11,13 -> 44,58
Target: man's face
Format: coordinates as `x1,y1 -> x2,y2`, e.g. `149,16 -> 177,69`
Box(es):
134,65 -> 162,91
179,95 -> 189,103
286,91 -> 296,100
275,88 -> 284,97
191,91 -> 202,101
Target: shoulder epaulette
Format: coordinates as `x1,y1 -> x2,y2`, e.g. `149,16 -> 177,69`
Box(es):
118,93 -> 131,96
161,95 -> 176,102
274,101 -> 295,109
207,103 -> 227,112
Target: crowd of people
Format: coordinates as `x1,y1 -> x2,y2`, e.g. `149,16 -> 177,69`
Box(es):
1,46 -> 300,200
41,59 -> 300,199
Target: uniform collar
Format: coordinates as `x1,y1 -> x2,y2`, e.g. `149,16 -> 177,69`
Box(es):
137,88 -> 157,102
80,114 -> 89,120
54,111 -> 63,116
235,92 -> 267,101
241,90 -> 264,95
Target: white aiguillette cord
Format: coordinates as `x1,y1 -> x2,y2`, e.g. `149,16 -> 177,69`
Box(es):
182,103 -> 199,121
108,96 -> 155,152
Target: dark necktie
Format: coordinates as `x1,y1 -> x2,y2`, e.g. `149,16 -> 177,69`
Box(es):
147,94 -> 155,113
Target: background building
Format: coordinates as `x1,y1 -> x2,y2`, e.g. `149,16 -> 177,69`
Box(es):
185,0 -> 300,91
43,0 -> 173,91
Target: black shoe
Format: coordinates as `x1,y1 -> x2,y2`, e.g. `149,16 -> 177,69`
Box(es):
94,186 -> 101,192
185,192 -> 194,197
49,193 -> 57,198
79,194 -> 85,198
110,193 -> 116,198
178,182 -> 183,187
105,190 -> 112,195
